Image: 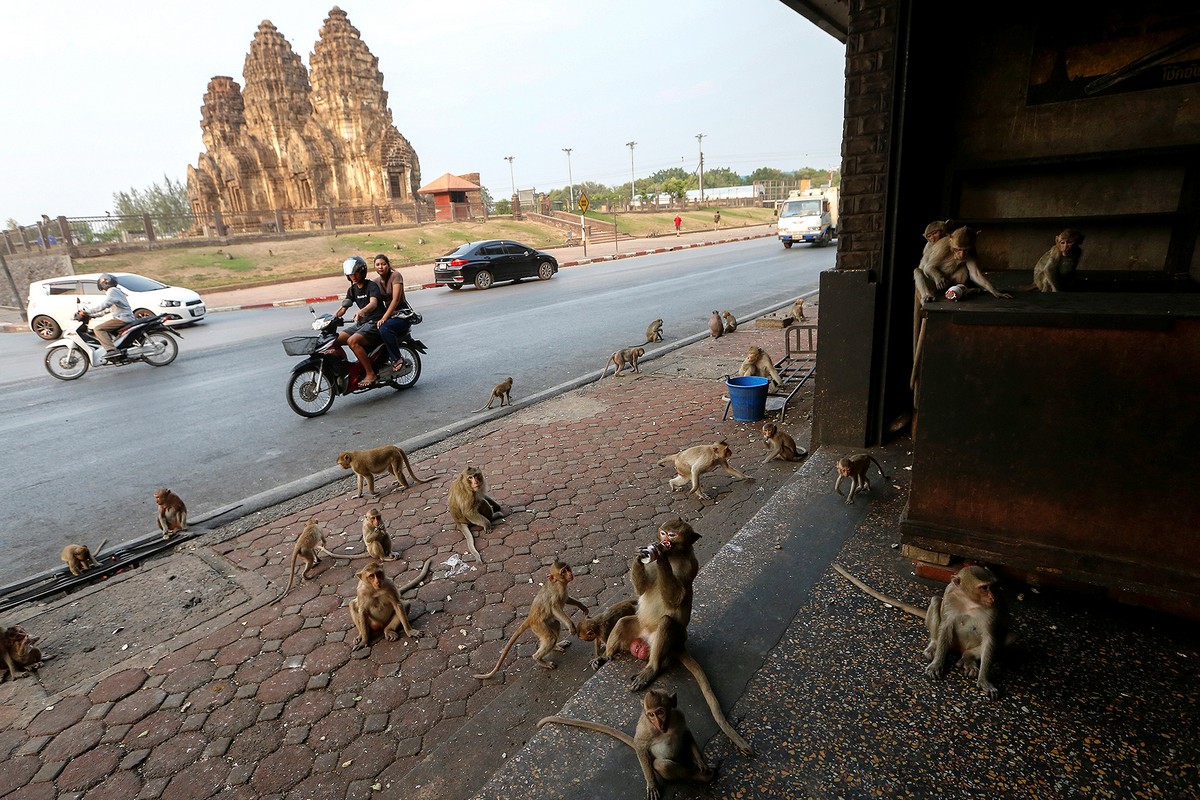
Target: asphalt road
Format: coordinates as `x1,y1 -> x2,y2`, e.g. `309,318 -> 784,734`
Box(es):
0,238 -> 833,585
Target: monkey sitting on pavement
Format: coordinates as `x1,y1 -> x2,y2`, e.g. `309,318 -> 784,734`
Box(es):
350,560 -> 428,647
447,466 -> 504,562
761,421 -> 806,463
154,488 -> 188,538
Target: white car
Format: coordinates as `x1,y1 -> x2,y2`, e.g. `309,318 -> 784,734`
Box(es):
27,273 -> 206,340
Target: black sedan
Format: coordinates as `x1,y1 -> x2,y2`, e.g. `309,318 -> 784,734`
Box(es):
432,240 -> 559,290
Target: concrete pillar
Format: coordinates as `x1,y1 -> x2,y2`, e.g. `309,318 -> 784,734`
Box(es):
143,213 -> 156,243
326,207 -> 336,232
372,205 -> 382,228
273,209 -> 284,233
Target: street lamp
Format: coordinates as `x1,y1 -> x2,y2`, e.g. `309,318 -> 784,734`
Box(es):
562,147 -> 574,210
626,141 -> 637,208
504,155 -> 516,199
696,133 -> 706,203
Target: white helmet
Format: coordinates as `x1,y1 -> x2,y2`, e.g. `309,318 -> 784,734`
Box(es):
342,256 -> 368,279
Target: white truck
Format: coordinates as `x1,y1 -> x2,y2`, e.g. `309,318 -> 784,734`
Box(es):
776,186 -> 838,248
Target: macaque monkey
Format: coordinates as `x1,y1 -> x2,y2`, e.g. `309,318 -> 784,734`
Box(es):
577,599 -> 637,658
2,626 -> 45,676
276,520 -> 339,601
539,689 -> 715,800
349,561 -> 423,648
790,296 -> 806,322
914,226 -> 1012,302
361,508 -> 397,561
447,466 -> 503,562
0,626 -> 30,682
834,453 -> 889,504
593,519 -> 755,755
707,310 -> 723,339
154,488 -> 188,538
833,563 -> 1012,698
922,220 -> 950,256
1022,228 -> 1084,292
658,441 -> 751,500
61,544 -> 100,576
721,311 -> 737,333
336,445 -> 433,498
737,346 -> 783,391
761,421 -> 806,463
645,319 -> 664,343
474,560 -> 588,678
602,346 -> 645,379
472,377 -> 513,412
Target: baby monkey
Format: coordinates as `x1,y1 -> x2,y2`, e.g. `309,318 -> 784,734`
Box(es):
1023,228 -> 1084,293
761,421 -> 807,462
834,453 -> 889,504
576,599 -> 637,659
473,377 -> 513,412
154,488 -> 188,538
539,689 -> 715,800
361,508 -> 397,561
61,544 -> 101,576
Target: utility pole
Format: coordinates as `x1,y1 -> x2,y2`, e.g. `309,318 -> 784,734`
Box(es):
696,133 -> 705,204
504,156 -> 517,217
626,141 -> 637,209
562,148 -> 574,210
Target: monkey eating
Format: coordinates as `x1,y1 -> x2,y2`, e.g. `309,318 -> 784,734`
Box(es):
1021,228 -> 1084,293
645,319 -> 664,343
761,421 -> 807,462
61,544 -> 101,576
833,453 -> 889,504
539,689 -> 716,800
577,598 -> 637,659
914,226 -> 1012,303
474,560 -> 588,678
834,563 -> 1012,698
658,441 -> 751,500
472,376 -> 513,412
361,508 -> 397,561
592,518 -> 755,756
737,345 -> 783,391
349,560 -> 425,648
276,519 -> 340,602
154,488 -> 188,539
602,346 -> 645,379
447,466 -> 503,562
721,310 -> 737,333
336,444 -> 433,499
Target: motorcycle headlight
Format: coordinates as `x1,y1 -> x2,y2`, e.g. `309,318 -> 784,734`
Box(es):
159,299 -> 182,307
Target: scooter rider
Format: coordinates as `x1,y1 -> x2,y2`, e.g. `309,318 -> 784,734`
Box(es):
333,256 -> 384,386
83,273 -> 136,360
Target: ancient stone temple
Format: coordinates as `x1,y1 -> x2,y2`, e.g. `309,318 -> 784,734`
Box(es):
187,7 -> 421,221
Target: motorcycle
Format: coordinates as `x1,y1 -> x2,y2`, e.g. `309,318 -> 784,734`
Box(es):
283,309 -> 426,417
44,309 -> 181,381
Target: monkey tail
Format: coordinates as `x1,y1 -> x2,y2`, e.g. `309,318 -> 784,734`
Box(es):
396,559 -> 432,595
676,650 -> 756,757
832,563 -> 926,619
867,456 -> 891,480
91,538 -> 109,558
537,716 -> 637,749
656,455 -> 676,467
473,622 -> 529,679
457,522 -> 484,563
274,553 -> 301,604
400,451 -> 435,484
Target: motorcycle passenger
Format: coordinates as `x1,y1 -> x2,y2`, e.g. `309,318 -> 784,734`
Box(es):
333,256 -> 384,386
374,253 -> 412,373
84,273 -> 136,360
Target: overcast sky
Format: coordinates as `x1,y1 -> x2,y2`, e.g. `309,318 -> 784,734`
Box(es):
0,1 -> 845,224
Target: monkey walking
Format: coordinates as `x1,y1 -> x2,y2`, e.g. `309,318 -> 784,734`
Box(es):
154,488 -> 188,538
538,689 -> 716,800
833,453 -> 889,504
833,563 -> 1013,698
447,466 -> 504,562
61,540 -> 105,576
337,445 -> 434,498
601,346 -> 645,380
474,560 -> 587,678
658,441 -> 751,501
276,520 -> 341,602
472,377 -> 513,412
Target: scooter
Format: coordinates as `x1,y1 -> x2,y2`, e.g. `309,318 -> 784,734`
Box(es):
283,309 -> 426,417
44,309 -> 181,381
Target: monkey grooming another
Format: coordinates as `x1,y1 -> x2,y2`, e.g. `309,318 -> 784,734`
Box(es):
539,688 -> 715,800
1021,228 -> 1084,293
593,519 -> 755,756
154,488 -> 188,538
658,441 -> 751,500
721,311 -> 737,333
914,226 -> 1012,303
602,346 -> 645,379
577,598 -> 637,658
276,520 -> 340,602
761,421 -> 807,462
833,563 -> 1012,698
737,346 -> 783,391
361,508 -> 397,561
337,445 -> 433,499
447,466 -> 503,562
474,560 -> 588,678
645,319 -> 664,343
472,377 -> 513,412
834,453 -> 889,504
349,560 -> 424,648
61,544 -> 101,576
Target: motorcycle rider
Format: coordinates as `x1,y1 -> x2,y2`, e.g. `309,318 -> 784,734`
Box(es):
374,253 -> 412,374
83,273 -> 136,360
333,256 -> 384,386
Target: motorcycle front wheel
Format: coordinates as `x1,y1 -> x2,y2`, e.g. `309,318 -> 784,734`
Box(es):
389,345 -> 422,390
287,367 -> 336,417
45,345 -> 89,381
141,331 -> 179,366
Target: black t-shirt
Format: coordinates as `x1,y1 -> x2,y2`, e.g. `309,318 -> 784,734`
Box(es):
342,281 -> 384,323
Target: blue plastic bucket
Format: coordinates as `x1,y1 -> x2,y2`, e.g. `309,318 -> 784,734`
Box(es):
726,376 -> 770,422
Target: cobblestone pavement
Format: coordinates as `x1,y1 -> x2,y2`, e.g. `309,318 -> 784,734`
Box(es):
0,317 -> 814,800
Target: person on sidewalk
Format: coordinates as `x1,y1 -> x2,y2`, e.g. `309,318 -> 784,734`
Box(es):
333,256 -> 384,386
83,273 -> 135,360
374,253 -> 412,373
674,215 -> 682,236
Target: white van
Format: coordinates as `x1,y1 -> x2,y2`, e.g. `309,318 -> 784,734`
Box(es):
27,273 -> 206,340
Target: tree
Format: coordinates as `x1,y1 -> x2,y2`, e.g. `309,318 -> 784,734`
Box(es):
646,167 -> 690,184
663,177 -> 689,207
749,167 -> 788,183
493,198 -> 512,215
112,174 -> 190,233
702,167 -> 746,188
